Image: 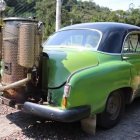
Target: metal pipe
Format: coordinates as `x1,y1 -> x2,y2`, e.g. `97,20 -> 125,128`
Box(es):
56,0 -> 61,31
0,73 -> 31,91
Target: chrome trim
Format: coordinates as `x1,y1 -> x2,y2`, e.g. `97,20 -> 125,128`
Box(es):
4,17 -> 38,22
67,63 -> 99,83
122,52 -> 140,55
95,50 -> 121,56
66,51 -> 122,83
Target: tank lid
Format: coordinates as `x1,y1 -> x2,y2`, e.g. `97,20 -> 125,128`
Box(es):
3,17 -> 38,22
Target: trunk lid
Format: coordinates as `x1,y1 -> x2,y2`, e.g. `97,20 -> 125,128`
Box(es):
43,47 -> 99,88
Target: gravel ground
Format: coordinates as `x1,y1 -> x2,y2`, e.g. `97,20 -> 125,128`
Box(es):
1,98 -> 140,140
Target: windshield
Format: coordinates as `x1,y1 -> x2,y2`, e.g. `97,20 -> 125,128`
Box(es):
44,29 -> 101,49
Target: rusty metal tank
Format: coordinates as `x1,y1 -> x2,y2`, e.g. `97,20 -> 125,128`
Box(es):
1,17 -> 42,102
2,17 -> 39,84
18,21 -> 43,68
0,28 -> 2,60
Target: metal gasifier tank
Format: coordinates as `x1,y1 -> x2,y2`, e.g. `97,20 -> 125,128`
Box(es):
1,17 -> 42,102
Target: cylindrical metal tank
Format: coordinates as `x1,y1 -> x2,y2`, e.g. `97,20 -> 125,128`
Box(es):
18,21 -> 43,68
2,17 -> 39,85
0,28 -> 2,60
3,19 -> 23,84
0,17 -> 44,103
18,23 -> 36,68
34,27 -> 43,66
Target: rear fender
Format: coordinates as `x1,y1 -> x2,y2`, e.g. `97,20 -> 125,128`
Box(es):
67,61 -> 132,114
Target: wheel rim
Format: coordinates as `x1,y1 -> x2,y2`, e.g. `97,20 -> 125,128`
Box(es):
106,93 -> 122,120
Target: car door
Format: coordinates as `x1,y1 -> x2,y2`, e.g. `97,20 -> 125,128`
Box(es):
122,31 -> 140,96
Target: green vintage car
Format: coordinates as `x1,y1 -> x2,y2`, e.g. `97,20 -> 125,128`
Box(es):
23,22 -> 140,132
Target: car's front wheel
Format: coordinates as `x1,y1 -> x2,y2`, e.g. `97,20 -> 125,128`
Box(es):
97,91 -> 125,129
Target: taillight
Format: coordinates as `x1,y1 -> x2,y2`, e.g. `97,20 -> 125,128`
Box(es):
63,84 -> 71,97
62,97 -> 67,109
62,84 -> 71,108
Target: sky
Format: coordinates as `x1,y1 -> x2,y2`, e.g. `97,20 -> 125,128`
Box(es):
83,0 -> 140,11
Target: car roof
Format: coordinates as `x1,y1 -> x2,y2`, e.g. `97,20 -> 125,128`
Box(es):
61,22 -> 140,33
59,22 -> 140,54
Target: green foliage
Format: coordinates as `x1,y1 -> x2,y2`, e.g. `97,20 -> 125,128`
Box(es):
5,0 -> 36,17
3,0 -> 140,39
36,0 -> 56,39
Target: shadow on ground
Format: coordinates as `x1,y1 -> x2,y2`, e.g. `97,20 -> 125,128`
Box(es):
6,111 -> 88,139
5,98 -> 140,140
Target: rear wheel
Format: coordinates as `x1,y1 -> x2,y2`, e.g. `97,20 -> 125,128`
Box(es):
97,91 -> 125,129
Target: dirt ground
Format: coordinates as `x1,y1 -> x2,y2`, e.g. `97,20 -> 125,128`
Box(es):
1,98 -> 140,140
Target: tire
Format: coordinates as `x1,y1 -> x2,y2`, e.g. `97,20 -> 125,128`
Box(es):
97,91 -> 125,129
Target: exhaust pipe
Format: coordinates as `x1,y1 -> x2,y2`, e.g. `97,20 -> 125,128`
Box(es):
0,73 -> 31,91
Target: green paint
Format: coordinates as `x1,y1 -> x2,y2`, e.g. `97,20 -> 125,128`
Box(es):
42,47 -> 140,115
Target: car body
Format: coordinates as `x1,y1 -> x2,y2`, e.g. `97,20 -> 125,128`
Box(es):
23,22 -> 140,129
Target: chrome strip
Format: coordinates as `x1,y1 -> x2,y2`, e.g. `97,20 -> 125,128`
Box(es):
95,50 -> 121,56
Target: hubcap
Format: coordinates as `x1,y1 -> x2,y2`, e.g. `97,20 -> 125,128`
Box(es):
106,94 -> 121,120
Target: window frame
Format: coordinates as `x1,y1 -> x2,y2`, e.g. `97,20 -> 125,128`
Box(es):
122,31 -> 140,54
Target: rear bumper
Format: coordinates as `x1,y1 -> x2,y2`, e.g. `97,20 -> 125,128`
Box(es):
23,102 -> 90,122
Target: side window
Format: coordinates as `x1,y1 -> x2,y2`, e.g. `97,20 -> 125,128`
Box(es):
123,33 -> 140,53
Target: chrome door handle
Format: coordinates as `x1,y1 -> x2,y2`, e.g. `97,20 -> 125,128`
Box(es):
122,56 -> 129,60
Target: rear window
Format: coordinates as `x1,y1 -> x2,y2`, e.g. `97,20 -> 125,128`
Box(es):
44,29 -> 101,50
